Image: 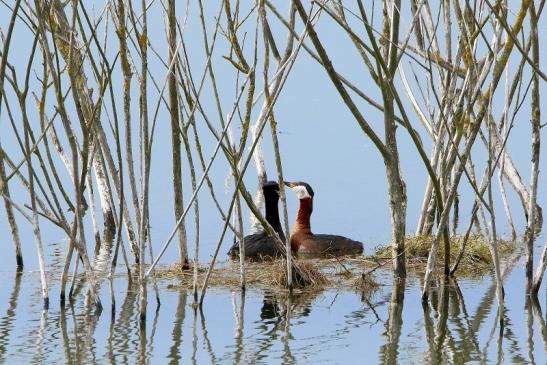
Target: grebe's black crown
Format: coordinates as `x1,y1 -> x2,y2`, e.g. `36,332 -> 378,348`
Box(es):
284,181 -> 314,197
262,181 -> 280,197
300,182 -> 314,197
262,181 -> 280,192
263,181 -> 279,189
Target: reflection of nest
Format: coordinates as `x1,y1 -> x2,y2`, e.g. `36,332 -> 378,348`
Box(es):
261,288 -> 324,319
356,272 -> 381,293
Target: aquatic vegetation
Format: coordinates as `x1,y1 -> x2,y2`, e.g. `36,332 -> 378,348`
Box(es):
373,234 -> 517,276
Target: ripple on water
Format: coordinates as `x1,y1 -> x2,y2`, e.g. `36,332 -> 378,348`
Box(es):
0,257 -> 546,364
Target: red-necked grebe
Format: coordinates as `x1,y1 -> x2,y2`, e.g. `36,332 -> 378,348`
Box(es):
227,181 -> 285,259
285,181 -> 363,255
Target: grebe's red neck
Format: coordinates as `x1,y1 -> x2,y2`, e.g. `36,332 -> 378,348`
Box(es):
293,197 -> 313,233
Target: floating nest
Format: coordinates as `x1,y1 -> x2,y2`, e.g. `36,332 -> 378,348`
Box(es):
154,234 -> 518,293
155,255 -> 378,292
155,259 -> 329,289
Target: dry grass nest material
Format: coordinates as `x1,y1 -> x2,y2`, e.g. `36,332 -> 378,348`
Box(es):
154,234 -> 514,292
154,256 -> 381,291
155,259 -> 330,290
373,234 -> 516,275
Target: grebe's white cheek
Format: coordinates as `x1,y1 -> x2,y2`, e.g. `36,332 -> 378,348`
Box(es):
294,186 -> 310,200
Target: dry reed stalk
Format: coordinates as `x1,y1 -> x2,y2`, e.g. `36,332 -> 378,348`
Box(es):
529,2 -> 544,295
114,0 -> 142,248
259,0 -> 294,290
166,0 -> 189,270
137,0 -> 150,322
0,0 -> 23,271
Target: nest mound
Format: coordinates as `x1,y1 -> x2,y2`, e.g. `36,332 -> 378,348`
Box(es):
154,234 -> 517,292
372,234 -> 516,276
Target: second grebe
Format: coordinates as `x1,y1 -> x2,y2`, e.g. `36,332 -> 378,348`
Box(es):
227,181 -> 285,260
285,181 -> 363,256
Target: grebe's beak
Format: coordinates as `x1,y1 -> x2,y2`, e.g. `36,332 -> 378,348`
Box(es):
284,181 -> 296,189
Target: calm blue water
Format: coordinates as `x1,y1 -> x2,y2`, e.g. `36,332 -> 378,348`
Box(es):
0,248 -> 545,364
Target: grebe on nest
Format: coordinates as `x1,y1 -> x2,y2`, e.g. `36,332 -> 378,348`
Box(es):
227,181 -> 285,260
285,181 -> 363,256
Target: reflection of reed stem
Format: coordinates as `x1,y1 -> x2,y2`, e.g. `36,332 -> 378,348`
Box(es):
233,291 -> 245,364
0,273 -> 22,363
525,297 -> 536,364
168,290 -> 187,364
381,278 -> 405,365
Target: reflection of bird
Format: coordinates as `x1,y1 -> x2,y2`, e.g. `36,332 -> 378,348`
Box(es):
259,289 -> 319,323
227,181 -> 285,260
285,181 -> 363,256
260,292 -> 281,321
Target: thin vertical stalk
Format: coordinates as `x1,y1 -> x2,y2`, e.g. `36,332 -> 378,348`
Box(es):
167,0 -> 189,269
235,184 -> 246,290
526,1 -> 541,294
529,1 -> 544,295
23,115 -> 49,308
182,126 -> 201,301
260,0 -> 292,288
86,156 -> 101,253
228,112 -> 246,292
138,0 -> 150,322
487,106 -> 504,328
499,66 -> 517,241
383,0 -> 407,278
0,0 -> 24,271
0,147 -> 23,271
114,0 -> 142,240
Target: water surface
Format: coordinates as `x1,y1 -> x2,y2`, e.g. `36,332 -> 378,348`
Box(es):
1,257 -> 546,364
